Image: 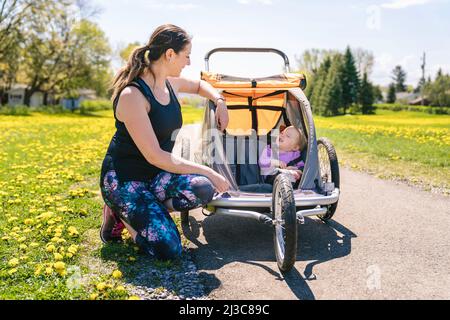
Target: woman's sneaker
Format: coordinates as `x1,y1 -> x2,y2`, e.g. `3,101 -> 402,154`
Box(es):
100,204 -> 125,243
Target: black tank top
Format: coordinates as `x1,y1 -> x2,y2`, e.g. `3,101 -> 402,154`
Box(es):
100,77 -> 182,183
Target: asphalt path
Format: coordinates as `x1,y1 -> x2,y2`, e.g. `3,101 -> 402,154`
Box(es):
182,167 -> 450,300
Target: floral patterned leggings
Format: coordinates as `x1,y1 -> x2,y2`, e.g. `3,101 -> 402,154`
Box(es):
100,170 -> 215,260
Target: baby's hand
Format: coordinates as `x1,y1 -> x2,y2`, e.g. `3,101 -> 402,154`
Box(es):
270,160 -> 287,169
292,170 -> 303,181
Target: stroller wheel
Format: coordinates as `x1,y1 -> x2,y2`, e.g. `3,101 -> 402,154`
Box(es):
272,174 -> 297,273
317,137 -> 340,221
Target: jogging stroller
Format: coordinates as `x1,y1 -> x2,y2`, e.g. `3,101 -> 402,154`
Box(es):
179,48 -> 340,272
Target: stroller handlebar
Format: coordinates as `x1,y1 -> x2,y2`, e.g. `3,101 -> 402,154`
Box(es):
204,47 -> 290,72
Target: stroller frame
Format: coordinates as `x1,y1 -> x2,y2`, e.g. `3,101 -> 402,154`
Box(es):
180,48 -> 340,272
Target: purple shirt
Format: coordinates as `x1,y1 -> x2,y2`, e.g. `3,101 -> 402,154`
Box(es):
259,145 -> 305,176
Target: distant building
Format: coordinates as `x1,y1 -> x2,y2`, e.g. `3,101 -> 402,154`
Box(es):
61,89 -> 97,110
7,84 -> 45,107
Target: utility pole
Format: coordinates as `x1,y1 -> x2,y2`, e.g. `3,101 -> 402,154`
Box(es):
420,52 -> 426,105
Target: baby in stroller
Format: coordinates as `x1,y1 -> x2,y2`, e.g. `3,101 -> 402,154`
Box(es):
240,125 -> 306,193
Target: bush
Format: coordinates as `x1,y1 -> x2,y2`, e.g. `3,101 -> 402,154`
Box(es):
32,104 -> 69,114
375,103 -> 450,115
79,99 -> 111,114
0,105 -> 31,115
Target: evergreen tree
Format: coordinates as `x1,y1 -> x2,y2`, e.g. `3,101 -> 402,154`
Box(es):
387,83 -> 396,103
318,55 -> 344,116
310,56 -> 332,114
341,46 -> 360,114
372,85 -> 383,102
391,65 -> 407,92
359,72 -> 375,114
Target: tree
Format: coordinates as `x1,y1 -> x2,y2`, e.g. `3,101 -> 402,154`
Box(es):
0,0 -> 56,88
341,46 -> 360,114
387,83 -> 396,103
391,65 -> 407,92
372,85 -> 383,103
309,56 -> 332,113
120,41 -> 141,64
359,72 -> 375,114
423,70 -> 450,107
352,48 -> 374,76
318,55 -> 344,116
17,1 -> 112,105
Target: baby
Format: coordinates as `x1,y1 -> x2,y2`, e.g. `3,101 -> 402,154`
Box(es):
259,125 -> 306,184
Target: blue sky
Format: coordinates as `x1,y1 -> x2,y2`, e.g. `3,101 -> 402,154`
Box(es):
93,0 -> 450,86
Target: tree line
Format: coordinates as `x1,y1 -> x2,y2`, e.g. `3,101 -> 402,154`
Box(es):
297,47 -> 382,116
0,0 -> 112,106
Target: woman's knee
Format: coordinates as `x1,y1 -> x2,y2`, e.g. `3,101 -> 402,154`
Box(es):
190,175 -> 215,205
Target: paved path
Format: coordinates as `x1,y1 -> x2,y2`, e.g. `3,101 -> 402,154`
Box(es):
182,167 -> 450,300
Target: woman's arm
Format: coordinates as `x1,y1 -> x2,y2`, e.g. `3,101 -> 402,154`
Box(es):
116,87 -> 228,193
169,77 -> 229,130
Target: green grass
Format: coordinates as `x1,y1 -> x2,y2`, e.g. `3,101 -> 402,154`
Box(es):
0,105 -> 204,300
315,110 -> 450,193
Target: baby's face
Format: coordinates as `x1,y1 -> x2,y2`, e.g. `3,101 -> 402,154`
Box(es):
277,127 -> 300,152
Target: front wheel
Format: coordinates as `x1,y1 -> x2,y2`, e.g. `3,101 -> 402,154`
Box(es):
317,137 -> 340,221
272,174 -> 298,272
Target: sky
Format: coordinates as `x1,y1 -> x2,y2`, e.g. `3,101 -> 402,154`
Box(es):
92,0 -> 450,87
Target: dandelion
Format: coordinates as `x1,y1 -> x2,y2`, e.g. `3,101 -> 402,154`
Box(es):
96,282 -> 107,291
54,253 -> 64,261
8,268 -> 18,275
46,244 -> 56,252
8,258 -> 19,267
112,270 -> 123,279
90,293 -> 98,300
128,296 -> 140,300
67,226 -> 79,237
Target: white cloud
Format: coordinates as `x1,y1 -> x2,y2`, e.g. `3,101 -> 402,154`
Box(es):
380,0 -> 434,9
237,0 -> 273,5
144,1 -> 199,10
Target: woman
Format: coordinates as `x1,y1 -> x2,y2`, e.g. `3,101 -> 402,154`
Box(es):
100,24 -> 230,260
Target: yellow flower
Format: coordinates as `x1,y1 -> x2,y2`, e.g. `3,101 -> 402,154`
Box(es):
53,261 -> 65,270
96,282 -> 106,291
17,236 -> 26,243
19,244 -> 27,250
67,226 -> 79,236
46,244 -> 56,252
89,293 -> 98,300
34,266 -> 42,276
45,267 -> 53,275
112,270 -> 122,279
116,286 -> 126,292
8,268 -> 18,275
128,296 -> 140,300
54,253 -> 64,261
8,258 -> 19,267
67,245 -> 78,255
23,218 -> 34,225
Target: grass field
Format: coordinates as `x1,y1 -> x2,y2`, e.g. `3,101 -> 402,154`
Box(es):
0,106 -> 448,299
0,106 -> 204,299
315,110 -> 450,194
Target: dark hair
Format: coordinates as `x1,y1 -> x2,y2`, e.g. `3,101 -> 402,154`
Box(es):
111,24 -> 191,101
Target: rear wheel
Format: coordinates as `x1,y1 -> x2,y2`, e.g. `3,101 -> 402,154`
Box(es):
317,137 -> 340,221
272,174 -> 297,272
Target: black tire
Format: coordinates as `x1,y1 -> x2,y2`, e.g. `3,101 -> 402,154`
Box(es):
272,174 -> 297,272
181,138 -> 190,160
317,137 -> 340,221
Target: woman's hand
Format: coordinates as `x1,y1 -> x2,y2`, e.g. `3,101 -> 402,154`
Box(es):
215,100 -> 229,131
207,170 -> 230,193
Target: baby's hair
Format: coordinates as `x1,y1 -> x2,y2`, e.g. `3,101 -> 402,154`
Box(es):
289,126 -> 307,151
